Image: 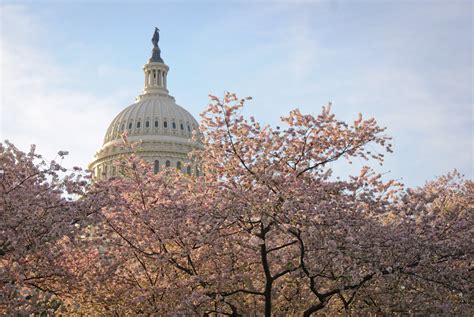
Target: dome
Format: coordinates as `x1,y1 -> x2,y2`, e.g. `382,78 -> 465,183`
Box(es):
89,29 -> 200,179
102,94 -> 199,147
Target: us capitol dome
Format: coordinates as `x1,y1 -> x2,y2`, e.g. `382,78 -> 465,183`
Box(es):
89,28 -> 200,179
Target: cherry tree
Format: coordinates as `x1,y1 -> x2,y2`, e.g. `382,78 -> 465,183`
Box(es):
3,93 -> 471,315
69,93 -> 471,315
288,170 -> 472,315
0,141 -> 92,315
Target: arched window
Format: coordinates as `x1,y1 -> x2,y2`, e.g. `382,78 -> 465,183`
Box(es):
187,125 -> 191,132
128,122 -> 132,129
166,160 -> 171,167
186,166 -> 191,175
137,121 -> 141,128
164,121 -> 168,128
154,160 -> 159,174
177,161 -> 182,170
172,122 -> 176,129
180,123 -> 184,130
121,124 -> 125,131
155,120 -> 159,128
146,121 -> 150,128
195,167 -> 200,177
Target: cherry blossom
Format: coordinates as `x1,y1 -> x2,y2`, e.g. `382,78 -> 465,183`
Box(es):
0,141 -> 90,314
1,93 -> 471,315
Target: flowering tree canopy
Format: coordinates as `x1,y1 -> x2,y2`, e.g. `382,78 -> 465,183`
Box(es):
0,142 -> 92,314
1,93 -> 472,315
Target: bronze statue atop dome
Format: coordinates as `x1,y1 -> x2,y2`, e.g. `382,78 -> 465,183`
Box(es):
149,27 -> 164,63
152,27 -> 160,48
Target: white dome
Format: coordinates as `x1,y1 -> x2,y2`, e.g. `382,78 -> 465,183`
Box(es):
103,94 -> 199,147
89,29 -> 200,179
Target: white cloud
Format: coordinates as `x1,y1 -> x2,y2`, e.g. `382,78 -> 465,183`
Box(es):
0,4 -> 121,170
329,57 -> 472,186
285,18 -> 320,82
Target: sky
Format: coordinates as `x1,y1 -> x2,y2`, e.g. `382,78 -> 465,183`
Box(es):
0,0 -> 472,188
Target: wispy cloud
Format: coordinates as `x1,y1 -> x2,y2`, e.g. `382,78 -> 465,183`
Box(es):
0,4 -> 120,169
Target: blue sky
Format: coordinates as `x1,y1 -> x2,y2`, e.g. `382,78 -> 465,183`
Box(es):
1,0 -> 472,187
